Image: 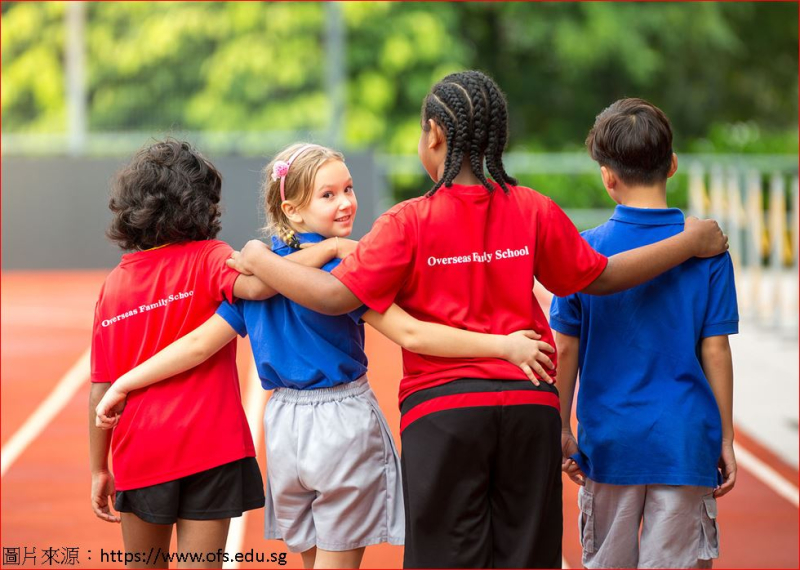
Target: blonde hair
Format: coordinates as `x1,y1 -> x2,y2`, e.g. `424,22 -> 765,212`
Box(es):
262,143 -> 345,240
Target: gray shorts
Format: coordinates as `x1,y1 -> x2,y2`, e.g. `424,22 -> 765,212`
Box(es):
579,479 -> 720,569
263,376 -> 404,553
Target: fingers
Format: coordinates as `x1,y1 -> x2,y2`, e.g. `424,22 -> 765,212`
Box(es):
95,410 -> 119,430
714,470 -> 736,498
535,351 -> 555,370
91,497 -> 121,523
531,360 -> 554,384
562,460 -> 586,486
522,330 -> 542,340
520,363 -> 540,386
538,341 -> 555,354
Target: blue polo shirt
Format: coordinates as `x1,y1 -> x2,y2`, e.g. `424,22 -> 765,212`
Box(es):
217,233 -> 369,391
550,205 -> 738,487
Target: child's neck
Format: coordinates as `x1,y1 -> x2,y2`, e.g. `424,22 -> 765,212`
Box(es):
615,183 -> 669,209
437,157 -> 484,186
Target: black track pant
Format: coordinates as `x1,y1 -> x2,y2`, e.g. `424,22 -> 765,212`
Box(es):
400,379 -> 563,569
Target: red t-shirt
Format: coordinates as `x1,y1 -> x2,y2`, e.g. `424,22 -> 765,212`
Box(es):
332,183 -> 608,403
91,240 -> 255,490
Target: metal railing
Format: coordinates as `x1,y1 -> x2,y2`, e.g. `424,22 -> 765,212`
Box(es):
689,163 -> 798,335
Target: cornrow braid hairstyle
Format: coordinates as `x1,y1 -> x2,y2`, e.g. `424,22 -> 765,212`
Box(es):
437,83 -> 472,188
481,75 -> 517,191
422,92 -> 459,196
443,72 -> 492,190
422,70 -> 517,196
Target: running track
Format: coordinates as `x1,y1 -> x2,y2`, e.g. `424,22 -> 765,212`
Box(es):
1,271 -> 797,568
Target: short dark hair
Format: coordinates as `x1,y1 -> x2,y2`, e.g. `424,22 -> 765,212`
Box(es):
421,70 -> 517,196
586,98 -> 673,186
107,139 -> 223,251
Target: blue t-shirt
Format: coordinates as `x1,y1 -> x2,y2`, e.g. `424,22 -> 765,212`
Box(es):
549,205 -> 739,487
217,233 -> 369,391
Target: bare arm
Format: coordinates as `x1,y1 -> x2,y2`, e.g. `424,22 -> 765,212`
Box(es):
89,382 -> 119,523
362,305 -> 555,385
232,238 -> 341,300
227,239 -> 361,315
555,332 -> 585,485
582,217 -> 728,295
701,334 -> 736,497
95,315 -> 238,428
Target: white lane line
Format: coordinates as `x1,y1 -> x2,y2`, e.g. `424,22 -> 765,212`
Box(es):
1,347 -> 91,477
735,442 -> 799,507
224,355 -> 268,569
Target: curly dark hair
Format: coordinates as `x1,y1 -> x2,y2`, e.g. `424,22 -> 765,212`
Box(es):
421,70 -> 517,196
107,139 -> 223,251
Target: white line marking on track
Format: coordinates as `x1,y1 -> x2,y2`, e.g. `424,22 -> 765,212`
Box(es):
562,556 -> 570,568
735,442 -> 799,507
1,347 -> 91,477
224,357 -> 268,569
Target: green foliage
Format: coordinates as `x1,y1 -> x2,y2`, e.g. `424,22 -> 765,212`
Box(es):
1,2 -> 65,132
1,2 -> 796,205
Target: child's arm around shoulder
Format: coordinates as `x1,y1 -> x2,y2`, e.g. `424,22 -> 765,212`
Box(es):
228,239 -> 362,313
581,217 -> 728,295
232,238 -> 345,300
701,334 -> 736,497
361,304 -> 555,385
95,314 -> 237,429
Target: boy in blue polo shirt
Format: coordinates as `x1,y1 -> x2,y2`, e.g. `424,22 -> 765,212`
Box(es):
551,98 -> 738,569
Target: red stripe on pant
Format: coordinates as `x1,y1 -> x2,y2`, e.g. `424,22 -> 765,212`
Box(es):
400,390 -> 560,433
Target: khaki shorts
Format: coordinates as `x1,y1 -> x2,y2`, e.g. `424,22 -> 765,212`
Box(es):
578,478 -> 720,569
263,377 -> 404,553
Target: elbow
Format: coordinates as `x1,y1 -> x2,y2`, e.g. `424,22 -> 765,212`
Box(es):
581,274 -> 615,296
247,287 -> 273,301
316,283 -> 354,316
398,325 -> 424,353
186,335 -> 218,365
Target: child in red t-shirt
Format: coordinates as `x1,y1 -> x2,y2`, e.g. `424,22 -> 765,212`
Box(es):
89,139 -> 346,562
197,72 -> 728,568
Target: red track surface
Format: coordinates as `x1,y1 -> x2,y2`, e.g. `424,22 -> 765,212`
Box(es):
2,271 -> 797,568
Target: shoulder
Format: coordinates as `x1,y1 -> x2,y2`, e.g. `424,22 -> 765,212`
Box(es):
508,185 -> 554,207
382,196 -> 429,219
198,239 -> 234,255
578,224 -> 610,248
194,239 -> 234,266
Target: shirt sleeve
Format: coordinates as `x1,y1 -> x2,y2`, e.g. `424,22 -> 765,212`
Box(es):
216,300 -> 248,338
346,304 -> 370,324
90,294 -> 111,384
203,241 -> 240,304
701,252 -> 739,338
549,293 -> 583,337
535,198 -> 608,297
331,209 -> 414,314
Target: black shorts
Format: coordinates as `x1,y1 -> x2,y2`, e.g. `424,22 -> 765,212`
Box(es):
400,379 -> 563,569
115,457 -> 265,525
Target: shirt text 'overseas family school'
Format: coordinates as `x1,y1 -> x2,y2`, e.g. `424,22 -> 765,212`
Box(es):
101,291 -> 194,327
427,246 -> 530,267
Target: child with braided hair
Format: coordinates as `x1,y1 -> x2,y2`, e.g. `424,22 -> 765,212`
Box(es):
224,71 -> 729,568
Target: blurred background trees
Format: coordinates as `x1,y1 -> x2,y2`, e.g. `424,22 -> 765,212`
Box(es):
2,1 -> 797,206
